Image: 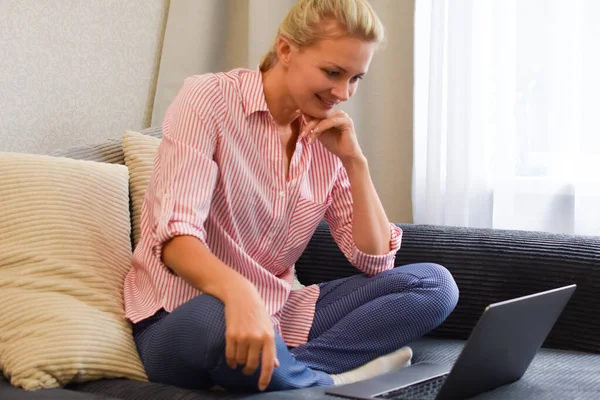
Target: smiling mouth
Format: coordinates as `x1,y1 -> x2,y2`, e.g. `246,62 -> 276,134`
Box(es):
316,94 -> 337,108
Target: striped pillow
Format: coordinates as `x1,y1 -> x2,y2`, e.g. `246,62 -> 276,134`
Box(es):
0,152 -> 147,390
122,130 -> 160,248
121,130 -> 307,290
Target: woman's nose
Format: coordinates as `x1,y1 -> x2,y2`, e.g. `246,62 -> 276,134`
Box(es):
331,82 -> 350,102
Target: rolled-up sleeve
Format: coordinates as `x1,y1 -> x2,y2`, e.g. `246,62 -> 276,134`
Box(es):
149,76 -> 220,260
324,165 -> 403,276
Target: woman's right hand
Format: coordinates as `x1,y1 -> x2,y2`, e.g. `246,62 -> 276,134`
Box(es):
223,280 -> 280,391
161,236 -> 280,391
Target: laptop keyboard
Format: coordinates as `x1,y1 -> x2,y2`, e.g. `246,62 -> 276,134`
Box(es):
374,374 -> 449,400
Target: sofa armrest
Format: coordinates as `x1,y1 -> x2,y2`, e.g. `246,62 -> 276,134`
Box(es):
296,222 -> 600,354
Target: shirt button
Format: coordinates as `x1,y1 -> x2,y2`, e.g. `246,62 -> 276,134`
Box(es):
279,190 -> 285,197
268,231 -> 276,238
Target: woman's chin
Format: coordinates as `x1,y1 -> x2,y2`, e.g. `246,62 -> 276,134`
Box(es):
301,104 -> 333,120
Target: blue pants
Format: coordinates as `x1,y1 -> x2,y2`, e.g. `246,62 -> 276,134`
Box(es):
133,263 -> 459,392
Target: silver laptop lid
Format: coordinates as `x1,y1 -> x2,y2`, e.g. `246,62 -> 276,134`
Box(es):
436,284 -> 576,400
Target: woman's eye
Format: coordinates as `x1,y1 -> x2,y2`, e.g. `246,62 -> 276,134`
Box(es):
324,69 -> 339,78
350,76 -> 363,83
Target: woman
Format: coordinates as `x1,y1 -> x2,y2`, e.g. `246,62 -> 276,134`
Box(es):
123,0 -> 459,393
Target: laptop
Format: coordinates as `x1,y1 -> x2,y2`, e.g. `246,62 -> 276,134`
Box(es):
326,284 -> 576,400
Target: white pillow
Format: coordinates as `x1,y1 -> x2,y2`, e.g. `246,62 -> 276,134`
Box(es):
122,130 -> 306,290
0,152 -> 147,390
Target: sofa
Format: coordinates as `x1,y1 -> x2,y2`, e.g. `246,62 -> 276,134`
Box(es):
1,126 -> 599,400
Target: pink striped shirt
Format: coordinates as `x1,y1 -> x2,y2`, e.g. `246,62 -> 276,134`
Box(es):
123,68 -> 403,347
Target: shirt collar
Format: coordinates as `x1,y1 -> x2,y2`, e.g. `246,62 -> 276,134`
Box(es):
241,67 -> 270,116
240,67 -> 309,131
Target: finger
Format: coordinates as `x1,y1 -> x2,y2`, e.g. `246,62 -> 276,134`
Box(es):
302,109 -> 348,139
308,124 -> 333,144
258,337 -> 277,391
313,116 -> 347,137
225,334 -> 237,369
235,339 -> 250,367
309,129 -> 325,145
300,119 -> 319,138
242,342 -> 262,376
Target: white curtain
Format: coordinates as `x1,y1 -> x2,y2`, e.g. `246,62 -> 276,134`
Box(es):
151,0 -> 416,223
414,0 -> 600,235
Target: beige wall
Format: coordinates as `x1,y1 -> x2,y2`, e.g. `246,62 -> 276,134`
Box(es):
338,0 -> 415,223
0,0 -> 169,154
361,0 -> 415,223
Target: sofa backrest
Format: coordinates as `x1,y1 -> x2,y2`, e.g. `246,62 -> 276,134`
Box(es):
297,221 -> 600,354
49,126 -> 162,163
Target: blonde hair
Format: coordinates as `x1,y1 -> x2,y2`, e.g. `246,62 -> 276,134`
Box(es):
260,0 -> 385,72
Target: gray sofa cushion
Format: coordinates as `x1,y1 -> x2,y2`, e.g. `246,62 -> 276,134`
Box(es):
66,379 -> 248,400
0,375 -> 120,400
236,339 -> 600,400
410,339 -> 600,399
17,338 -> 600,400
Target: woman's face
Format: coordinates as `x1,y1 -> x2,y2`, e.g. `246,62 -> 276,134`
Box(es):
280,31 -> 378,119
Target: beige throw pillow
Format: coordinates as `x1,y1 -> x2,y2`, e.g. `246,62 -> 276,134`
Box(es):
122,130 -> 160,248
0,152 -> 147,390
122,130 -> 306,290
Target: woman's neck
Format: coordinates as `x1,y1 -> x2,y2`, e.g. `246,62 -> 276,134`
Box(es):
261,65 -> 301,127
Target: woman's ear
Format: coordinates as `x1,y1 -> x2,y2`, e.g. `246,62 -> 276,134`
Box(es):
276,36 -> 297,67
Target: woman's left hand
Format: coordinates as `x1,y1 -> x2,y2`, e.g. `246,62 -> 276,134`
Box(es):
300,111 -> 364,164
